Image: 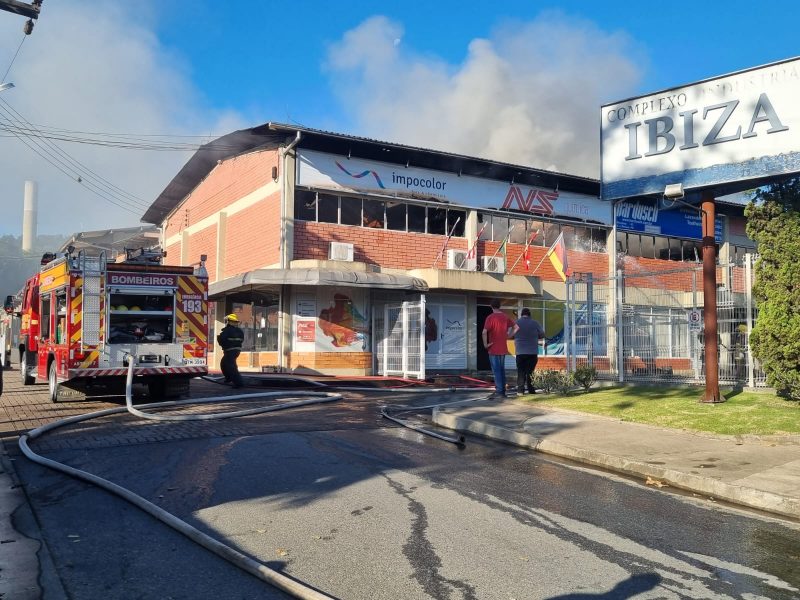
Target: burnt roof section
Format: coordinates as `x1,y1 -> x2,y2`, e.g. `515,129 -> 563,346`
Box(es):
143,121 -> 600,225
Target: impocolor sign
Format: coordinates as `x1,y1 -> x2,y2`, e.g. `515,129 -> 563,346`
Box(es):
297,149 -> 612,224
601,57 -> 800,201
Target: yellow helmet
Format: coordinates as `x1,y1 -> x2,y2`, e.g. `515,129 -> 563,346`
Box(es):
225,313 -> 239,323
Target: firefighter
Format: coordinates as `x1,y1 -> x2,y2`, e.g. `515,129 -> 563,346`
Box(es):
217,313 -> 244,388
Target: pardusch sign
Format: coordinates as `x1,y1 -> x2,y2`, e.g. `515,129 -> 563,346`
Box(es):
601,57 -> 800,201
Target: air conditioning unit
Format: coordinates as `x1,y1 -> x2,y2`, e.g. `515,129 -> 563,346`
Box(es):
446,249 -> 476,271
329,242 -> 354,262
482,256 -> 505,273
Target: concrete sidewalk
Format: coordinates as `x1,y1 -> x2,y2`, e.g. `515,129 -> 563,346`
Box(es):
432,398 -> 800,520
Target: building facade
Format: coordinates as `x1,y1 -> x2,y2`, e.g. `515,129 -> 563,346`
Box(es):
142,123 -> 755,380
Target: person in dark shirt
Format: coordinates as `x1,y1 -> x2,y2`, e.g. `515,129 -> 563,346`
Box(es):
217,313 -> 244,388
511,307 -> 545,394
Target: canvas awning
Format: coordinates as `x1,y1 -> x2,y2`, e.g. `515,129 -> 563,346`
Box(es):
209,268 -> 428,299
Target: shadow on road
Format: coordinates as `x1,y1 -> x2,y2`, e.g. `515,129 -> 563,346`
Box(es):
546,573 -> 661,599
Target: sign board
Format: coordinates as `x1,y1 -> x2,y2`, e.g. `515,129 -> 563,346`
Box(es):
688,308 -> 702,332
616,198 -> 723,241
602,57 -> 800,200
298,149 -> 612,225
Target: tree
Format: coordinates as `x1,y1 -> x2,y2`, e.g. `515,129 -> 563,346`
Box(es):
745,178 -> 800,399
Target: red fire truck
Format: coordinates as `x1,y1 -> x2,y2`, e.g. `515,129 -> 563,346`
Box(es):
18,248 -> 209,401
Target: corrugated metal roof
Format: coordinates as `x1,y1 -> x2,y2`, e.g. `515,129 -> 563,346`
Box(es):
142,122 -> 601,225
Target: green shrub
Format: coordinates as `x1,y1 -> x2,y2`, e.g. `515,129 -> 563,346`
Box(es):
573,365 -> 597,392
554,371 -> 574,395
533,369 -> 573,395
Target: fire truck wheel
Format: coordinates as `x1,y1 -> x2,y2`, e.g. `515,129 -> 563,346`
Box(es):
48,361 -> 61,403
20,353 -> 34,385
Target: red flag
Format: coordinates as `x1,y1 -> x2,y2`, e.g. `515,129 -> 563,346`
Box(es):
523,230 -> 538,271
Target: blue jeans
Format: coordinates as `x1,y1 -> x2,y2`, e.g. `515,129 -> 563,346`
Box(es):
488,354 -> 506,395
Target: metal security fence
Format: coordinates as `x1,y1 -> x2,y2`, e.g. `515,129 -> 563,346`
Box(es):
565,254 -> 766,387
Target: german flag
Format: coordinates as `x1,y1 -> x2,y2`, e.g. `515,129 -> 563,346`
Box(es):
546,232 -> 572,282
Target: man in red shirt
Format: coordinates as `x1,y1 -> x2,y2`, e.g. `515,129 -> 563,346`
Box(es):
482,298 -> 516,398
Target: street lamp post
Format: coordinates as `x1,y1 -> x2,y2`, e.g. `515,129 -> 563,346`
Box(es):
0,82 -> 15,92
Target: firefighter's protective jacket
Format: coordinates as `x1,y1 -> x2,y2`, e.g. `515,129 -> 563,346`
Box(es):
217,324 -> 244,352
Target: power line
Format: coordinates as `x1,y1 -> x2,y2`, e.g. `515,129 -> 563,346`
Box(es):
1,33 -> 25,82
0,120 -> 238,151
0,99 -> 151,211
0,106 -> 143,214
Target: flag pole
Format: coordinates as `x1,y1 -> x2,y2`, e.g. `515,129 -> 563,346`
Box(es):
458,222 -> 487,269
530,232 -> 562,275
432,217 -> 462,267
508,230 -> 539,273
488,223 -> 515,261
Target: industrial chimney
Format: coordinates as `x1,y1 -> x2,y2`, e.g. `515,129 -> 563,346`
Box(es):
21,180 -> 37,253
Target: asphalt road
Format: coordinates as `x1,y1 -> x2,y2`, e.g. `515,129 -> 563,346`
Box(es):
9,384 -> 800,599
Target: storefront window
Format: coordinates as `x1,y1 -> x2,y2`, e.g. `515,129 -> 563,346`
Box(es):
654,236 -> 669,260
340,196 -> 362,226
386,202 -> 406,230
408,205 -> 426,233
509,218 -> 527,244
573,226 -> 592,252
529,220 -> 545,246
318,193 -> 338,223
591,229 -> 607,252
447,209 -> 466,237
294,189 -> 317,221
492,216 -> 509,241
428,207 -> 447,235
229,293 -> 279,352
561,225 -> 576,249
478,213 -> 492,239
543,222 -> 560,246
640,235 -> 656,258
362,199 -> 385,228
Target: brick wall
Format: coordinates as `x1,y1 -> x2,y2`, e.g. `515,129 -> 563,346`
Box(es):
289,352 -> 371,370
163,149 -> 279,239
482,241 -> 608,280
294,222 -> 467,269
189,224 -> 218,281
225,198 -> 281,275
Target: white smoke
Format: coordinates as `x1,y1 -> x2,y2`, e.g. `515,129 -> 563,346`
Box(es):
0,2 -> 244,237
325,12 -> 645,177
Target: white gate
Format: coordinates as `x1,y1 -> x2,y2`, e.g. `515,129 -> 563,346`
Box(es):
374,296 -> 425,379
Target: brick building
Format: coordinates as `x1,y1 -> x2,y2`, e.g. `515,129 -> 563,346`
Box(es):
142,123 -> 754,379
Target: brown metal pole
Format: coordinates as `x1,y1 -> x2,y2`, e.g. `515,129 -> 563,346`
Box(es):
701,192 -> 725,403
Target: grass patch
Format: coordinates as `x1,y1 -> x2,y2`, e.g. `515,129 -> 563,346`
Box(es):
520,386 -> 800,436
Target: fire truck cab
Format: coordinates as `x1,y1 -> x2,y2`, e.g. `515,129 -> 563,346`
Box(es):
20,248 -> 209,401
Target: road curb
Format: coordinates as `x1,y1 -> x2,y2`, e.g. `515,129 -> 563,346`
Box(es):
432,408 -> 800,520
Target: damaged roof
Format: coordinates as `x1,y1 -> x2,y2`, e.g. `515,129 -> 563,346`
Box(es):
142,122 -> 600,225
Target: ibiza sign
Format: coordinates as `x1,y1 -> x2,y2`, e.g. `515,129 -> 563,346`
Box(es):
601,57 -> 800,200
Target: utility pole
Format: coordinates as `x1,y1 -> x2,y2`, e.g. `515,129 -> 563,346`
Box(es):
0,0 -> 43,34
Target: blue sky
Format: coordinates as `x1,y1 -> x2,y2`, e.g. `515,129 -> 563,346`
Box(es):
0,0 -> 797,236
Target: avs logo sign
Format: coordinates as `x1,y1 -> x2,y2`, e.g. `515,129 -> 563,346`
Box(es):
501,186 -> 558,215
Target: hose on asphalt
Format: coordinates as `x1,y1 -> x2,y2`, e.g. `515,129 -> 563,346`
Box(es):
19,360 -> 341,600
380,394 -> 495,446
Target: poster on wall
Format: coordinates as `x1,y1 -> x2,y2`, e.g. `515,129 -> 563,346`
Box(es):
293,293 -> 317,350
425,302 -> 467,369
316,288 -> 369,352
296,319 -> 316,342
